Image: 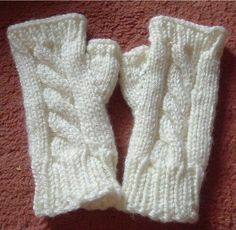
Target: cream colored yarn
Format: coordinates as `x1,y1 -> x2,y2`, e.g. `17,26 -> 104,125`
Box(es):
120,16 -> 226,223
8,13 -> 226,223
7,13 -> 121,217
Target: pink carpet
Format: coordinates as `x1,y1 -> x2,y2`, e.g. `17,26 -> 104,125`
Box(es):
0,2 -> 235,229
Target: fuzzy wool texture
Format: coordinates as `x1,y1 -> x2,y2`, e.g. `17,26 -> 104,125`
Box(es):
120,16 -> 226,223
0,2 -> 235,230
8,13 -> 227,222
7,13 -> 121,217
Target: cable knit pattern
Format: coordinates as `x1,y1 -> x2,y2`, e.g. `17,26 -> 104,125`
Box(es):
7,13 -> 121,217
120,16 -> 226,223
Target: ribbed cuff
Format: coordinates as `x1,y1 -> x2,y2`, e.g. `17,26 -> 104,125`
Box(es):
121,161 -> 203,223
7,13 -> 86,51
149,15 -> 226,58
120,16 -> 226,223
7,14 -> 121,217
34,151 -> 121,216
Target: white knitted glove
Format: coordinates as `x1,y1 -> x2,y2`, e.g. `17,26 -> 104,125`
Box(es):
7,13 -> 121,217
120,16 -> 226,223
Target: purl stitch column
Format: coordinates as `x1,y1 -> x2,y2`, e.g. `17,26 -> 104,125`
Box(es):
120,16 -> 226,223
8,13 -> 122,217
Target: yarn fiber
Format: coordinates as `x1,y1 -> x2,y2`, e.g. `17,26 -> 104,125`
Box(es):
7,13 -> 121,217
7,13 -> 226,223
120,16 -> 226,223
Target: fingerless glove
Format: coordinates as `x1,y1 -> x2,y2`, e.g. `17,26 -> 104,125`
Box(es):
120,16 -> 226,223
8,13 -> 121,217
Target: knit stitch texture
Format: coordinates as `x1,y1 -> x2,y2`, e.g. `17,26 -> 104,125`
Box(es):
120,16 -> 226,223
7,13 -> 121,217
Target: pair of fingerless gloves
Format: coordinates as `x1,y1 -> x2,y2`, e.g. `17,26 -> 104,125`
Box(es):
8,13 -> 226,223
